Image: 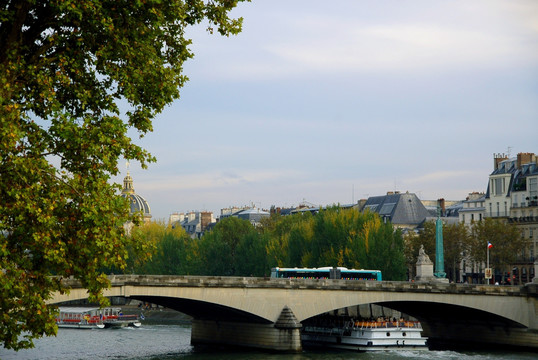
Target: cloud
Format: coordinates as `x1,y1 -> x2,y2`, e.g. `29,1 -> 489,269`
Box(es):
187,1 -> 538,81
131,168 -> 303,193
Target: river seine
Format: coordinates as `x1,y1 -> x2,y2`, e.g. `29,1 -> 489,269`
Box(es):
0,325 -> 535,360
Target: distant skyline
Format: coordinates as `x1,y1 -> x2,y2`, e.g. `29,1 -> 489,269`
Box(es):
113,0 -> 538,221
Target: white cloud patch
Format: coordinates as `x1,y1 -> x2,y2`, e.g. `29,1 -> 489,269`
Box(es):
189,1 -> 538,81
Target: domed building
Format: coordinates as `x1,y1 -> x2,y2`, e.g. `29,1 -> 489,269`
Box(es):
121,171 -> 152,224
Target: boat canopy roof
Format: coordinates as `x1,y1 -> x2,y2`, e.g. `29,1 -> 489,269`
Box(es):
58,307 -> 100,313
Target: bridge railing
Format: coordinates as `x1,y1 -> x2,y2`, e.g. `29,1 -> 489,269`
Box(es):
56,275 -> 535,297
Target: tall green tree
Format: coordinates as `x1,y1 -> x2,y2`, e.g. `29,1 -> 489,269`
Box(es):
0,0 -> 246,350
469,218 -> 526,283
265,207 -> 407,280
405,220 -> 469,282
235,232 -> 270,277
443,222 -> 469,282
196,217 -> 256,276
131,222 -> 193,275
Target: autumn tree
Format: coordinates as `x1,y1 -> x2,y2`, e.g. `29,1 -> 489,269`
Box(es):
196,217 -> 256,276
0,0 -> 247,350
405,220 -> 436,269
405,220 -> 469,282
469,218 -> 526,283
265,207 -> 407,280
443,222 -> 469,282
129,222 -> 194,275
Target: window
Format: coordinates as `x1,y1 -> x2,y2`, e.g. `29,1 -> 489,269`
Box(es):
530,178 -> 538,200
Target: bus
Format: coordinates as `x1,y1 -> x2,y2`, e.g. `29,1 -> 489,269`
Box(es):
270,267 -> 382,281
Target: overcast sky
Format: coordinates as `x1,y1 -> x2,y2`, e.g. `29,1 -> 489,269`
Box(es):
115,0 -> 538,221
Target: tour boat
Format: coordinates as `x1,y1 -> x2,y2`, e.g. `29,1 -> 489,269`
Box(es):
301,317 -> 428,351
56,307 -> 141,329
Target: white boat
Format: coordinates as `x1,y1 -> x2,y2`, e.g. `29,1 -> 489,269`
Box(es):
55,307 -> 105,329
301,317 -> 428,351
55,307 -> 141,329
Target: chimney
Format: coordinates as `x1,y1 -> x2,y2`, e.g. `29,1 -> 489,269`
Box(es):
493,153 -> 508,170
517,152 -> 536,169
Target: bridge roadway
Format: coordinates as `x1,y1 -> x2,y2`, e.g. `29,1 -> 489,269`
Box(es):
50,275 -> 538,352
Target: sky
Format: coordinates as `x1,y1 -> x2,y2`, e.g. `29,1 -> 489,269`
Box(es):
114,0 -> 538,221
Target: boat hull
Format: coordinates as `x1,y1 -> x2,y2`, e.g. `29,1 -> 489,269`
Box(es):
57,323 -> 105,329
302,323 -> 428,351
103,321 -> 141,328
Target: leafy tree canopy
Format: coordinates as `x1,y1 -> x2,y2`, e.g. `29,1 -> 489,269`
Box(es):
0,0 -> 247,350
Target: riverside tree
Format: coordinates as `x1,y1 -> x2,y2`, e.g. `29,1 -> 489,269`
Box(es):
0,0 -> 247,350
469,218 -> 526,283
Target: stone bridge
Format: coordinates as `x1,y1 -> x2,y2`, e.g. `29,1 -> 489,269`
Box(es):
49,275 -> 538,352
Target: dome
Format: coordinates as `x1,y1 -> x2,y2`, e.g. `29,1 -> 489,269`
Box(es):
121,172 -> 151,221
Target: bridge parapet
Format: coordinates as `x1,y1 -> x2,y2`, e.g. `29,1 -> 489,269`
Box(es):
58,275 -> 535,298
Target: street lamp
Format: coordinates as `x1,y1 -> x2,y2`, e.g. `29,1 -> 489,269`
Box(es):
485,242 -> 493,284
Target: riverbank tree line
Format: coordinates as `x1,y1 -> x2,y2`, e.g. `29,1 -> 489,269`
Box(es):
123,207 -> 525,284
125,207 -> 406,280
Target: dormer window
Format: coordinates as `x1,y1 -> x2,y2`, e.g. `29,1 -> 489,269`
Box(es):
493,178 -> 505,195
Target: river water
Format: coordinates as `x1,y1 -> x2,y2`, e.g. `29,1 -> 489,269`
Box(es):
0,325 -> 535,360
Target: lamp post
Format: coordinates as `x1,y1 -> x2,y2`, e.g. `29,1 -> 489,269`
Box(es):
485,242 -> 493,284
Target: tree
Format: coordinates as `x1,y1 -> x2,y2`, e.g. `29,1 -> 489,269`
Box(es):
404,221 -> 435,280
443,222 -> 469,282
196,217 -> 256,276
235,232 -> 270,277
130,222 -> 193,275
0,0 -> 247,350
265,207 -> 407,280
405,220 -> 469,282
469,218 -> 526,283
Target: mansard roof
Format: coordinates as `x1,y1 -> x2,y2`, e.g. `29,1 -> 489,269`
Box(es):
362,192 -> 430,226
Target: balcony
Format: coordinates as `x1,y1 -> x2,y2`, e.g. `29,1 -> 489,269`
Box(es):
485,211 -> 510,218
508,216 -> 538,224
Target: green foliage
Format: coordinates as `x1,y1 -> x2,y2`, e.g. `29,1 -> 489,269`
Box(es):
469,218 -> 526,280
264,208 -> 407,280
128,222 -> 193,275
125,208 -> 407,281
197,217 -> 257,276
406,218 -> 524,283
0,0 -> 246,350
235,232 -> 270,277
443,222 -> 469,282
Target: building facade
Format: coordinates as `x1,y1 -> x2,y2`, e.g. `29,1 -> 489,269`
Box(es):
485,152 -> 537,284
171,211 -> 215,239
459,192 -> 486,226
